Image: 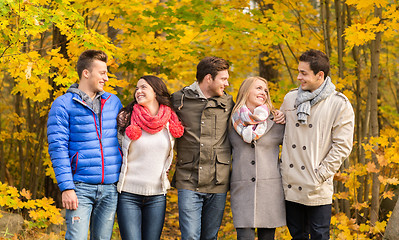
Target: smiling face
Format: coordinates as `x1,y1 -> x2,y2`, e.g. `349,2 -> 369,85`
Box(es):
246,79 -> 268,112
297,61 -> 324,92
206,69 -> 229,98
135,78 -> 157,108
84,59 -> 109,94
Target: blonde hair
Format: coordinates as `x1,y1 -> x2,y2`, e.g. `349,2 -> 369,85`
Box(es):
232,76 -> 275,115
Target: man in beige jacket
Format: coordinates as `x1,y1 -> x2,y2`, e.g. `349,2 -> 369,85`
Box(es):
280,49 -> 354,239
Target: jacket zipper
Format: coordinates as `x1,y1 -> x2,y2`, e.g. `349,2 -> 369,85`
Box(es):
73,95 -> 110,184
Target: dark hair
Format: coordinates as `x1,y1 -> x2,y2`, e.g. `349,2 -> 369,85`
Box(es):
117,75 -> 172,134
299,49 -> 330,79
196,56 -> 229,83
76,50 -> 108,79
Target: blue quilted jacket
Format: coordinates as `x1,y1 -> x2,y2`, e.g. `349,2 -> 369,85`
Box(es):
47,90 -> 122,192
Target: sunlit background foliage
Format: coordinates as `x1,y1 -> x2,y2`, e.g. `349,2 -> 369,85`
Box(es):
0,0 -> 399,239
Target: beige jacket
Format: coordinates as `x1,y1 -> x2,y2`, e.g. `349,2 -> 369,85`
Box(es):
280,89 -> 354,206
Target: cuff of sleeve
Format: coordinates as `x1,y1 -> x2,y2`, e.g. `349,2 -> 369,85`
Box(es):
316,166 -> 328,182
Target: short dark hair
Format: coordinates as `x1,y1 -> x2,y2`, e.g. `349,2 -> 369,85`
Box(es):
196,56 -> 229,83
117,75 -> 172,134
299,49 -> 330,79
76,50 -> 108,79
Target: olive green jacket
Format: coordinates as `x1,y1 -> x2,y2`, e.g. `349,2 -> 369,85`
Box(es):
171,82 -> 234,193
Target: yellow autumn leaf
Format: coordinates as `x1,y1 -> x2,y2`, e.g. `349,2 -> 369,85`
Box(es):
20,188 -> 32,200
366,162 -> 379,173
6,186 -> 19,197
372,221 -> 387,234
0,196 -> 7,207
377,154 -> 389,167
168,194 -> 178,203
26,200 -> 38,210
381,191 -> 394,200
359,223 -> 370,232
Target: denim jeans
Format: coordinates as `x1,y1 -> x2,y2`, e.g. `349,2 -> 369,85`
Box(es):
285,201 -> 332,240
65,182 -> 118,240
117,192 -> 166,240
178,189 -> 227,240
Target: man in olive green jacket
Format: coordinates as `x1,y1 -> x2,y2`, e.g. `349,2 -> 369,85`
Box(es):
171,56 -> 234,240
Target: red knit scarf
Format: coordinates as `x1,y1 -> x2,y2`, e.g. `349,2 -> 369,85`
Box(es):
125,104 -> 184,140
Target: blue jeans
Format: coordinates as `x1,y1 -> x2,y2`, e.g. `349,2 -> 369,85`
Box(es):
117,192 -> 166,240
65,183 -> 118,240
285,201 -> 332,240
178,189 -> 227,240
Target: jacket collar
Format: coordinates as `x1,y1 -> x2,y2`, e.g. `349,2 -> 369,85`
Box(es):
67,83 -> 108,100
183,81 -> 230,108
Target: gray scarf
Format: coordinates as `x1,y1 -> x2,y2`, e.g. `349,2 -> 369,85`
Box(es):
295,76 -> 335,124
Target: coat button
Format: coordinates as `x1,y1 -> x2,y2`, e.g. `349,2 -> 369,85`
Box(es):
302,146 -> 306,150
298,186 -> 302,191
251,177 -> 256,182
251,160 -> 255,165
288,184 -> 292,188
292,144 -> 296,148
289,164 -> 294,168
309,124 -> 313,128
296,123 -> 300,127
301,166 -> 305,170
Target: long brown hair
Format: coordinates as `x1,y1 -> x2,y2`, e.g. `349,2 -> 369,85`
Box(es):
117,75 -> 172,134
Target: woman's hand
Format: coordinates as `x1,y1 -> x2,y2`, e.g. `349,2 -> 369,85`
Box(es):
273,110 -> 286,124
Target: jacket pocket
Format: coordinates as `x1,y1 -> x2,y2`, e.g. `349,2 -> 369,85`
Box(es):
176,149 -> 196,181
70,152 -> 79,175
215,148 -> 231,185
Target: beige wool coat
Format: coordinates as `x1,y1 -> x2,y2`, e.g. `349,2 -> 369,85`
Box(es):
280,89 -> 354,206
229,118 -> 286,228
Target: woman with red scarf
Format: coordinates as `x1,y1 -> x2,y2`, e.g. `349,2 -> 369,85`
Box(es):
116,75 -> 184,240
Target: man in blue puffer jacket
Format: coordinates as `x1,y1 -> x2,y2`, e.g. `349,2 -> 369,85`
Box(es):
47,50 -> 122,239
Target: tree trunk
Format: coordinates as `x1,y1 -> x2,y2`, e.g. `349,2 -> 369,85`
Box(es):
44,24 -> 68,207
0,111 -> 4,182
383,199 -> 399,239
15,92 -> 25,189
334,0 -> 344,79
321,0 -> 332,57
256,1 -> 280,83
352,44 -> 365,223
333,0 -> 351,217
369,6 -> 382,226
259,51 -> 279,83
